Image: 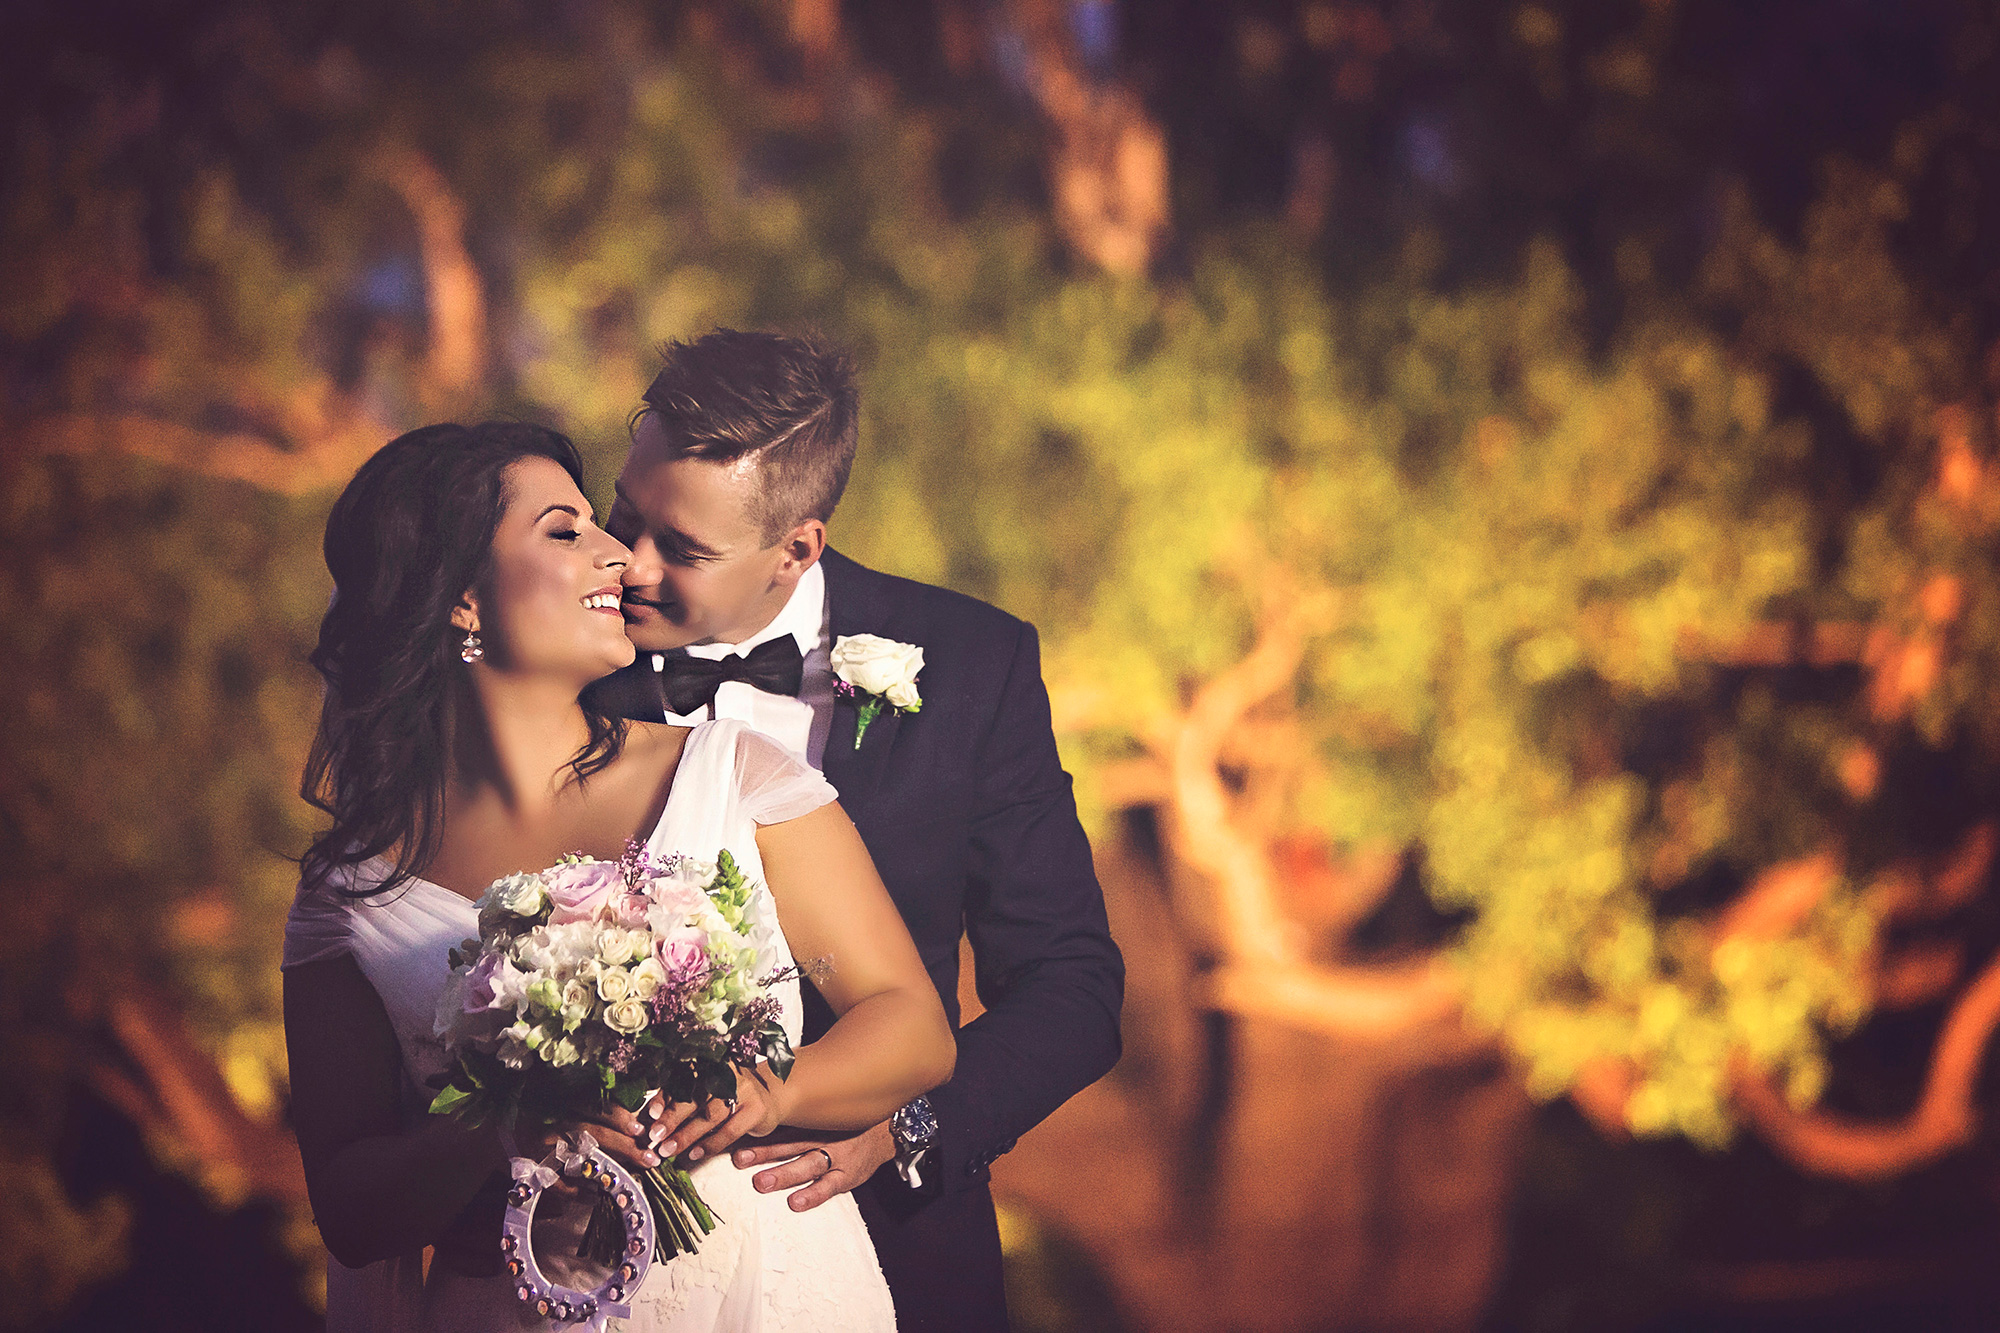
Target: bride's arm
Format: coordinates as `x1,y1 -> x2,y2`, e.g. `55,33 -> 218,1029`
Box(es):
758,801 -> 956,1126
283,955 -> 510,1267
665,801 -> 955,1158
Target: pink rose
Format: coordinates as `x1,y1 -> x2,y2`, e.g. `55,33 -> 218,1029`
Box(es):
641,878 -> 707,938
612,892 -> 651,931
544,859 -> 626,925
650,875 -> 707,915
656,934 -> 710,984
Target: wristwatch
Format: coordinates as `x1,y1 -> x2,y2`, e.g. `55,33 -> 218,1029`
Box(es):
889,1095 -> 938,1189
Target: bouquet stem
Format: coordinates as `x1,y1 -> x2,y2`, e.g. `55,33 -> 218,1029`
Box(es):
581,1158 -> 719,1267
643,1159 -> 720,1263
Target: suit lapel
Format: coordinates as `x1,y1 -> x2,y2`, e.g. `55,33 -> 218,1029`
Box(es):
819,550 -> 904,811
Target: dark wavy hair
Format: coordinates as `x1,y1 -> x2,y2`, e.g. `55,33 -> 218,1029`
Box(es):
300,421 -> 628,898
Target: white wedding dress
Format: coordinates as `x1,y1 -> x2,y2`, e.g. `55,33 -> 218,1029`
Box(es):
282,719 -> 896,1332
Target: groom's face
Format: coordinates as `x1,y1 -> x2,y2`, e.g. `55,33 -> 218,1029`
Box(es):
609,414 -> 796,652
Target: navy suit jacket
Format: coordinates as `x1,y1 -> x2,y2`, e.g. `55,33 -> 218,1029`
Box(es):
591,548 -> 1124,1329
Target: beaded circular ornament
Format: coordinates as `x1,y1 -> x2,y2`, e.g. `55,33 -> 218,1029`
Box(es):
501,1132 -> 655,1329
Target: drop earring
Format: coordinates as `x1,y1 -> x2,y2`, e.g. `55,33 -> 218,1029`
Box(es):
461,630 -> 484,664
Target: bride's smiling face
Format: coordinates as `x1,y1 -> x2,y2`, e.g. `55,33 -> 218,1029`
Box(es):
455,456 -> 636,684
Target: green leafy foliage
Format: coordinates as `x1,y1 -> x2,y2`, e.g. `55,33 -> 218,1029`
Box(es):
485,52 -> 1986,1145
6,25 -> 1999,1316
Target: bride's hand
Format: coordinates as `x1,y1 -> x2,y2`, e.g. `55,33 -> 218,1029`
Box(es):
651,1064 -> 792,1163
516,1111 -> 664,1177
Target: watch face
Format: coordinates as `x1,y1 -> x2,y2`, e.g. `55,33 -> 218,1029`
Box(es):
893,1097 -> 938,1147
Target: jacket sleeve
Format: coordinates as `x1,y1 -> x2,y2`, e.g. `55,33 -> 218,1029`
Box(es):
919,620 -> 1125,1195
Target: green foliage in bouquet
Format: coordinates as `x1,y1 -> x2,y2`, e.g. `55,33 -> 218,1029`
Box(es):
427,849 -> 797,1261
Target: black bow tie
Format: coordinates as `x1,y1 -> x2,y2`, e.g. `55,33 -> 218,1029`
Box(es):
656,636 -> 805,715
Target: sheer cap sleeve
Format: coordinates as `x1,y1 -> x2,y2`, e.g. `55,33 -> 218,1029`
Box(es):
729,723 -> 839,825
282,876 -> 355,970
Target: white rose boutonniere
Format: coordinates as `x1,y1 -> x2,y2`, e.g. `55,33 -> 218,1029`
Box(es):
831,633 -> 924,747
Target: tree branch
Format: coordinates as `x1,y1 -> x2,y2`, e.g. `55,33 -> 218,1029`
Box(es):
1167,603 -> 1316,969
83,989 -> 307,1207
1568,1056 -> 1638,1141
370,144 -> 487,399
1874,938 -> 1964,1010
1154,591 -> 1475,1051
1737,947 -> 2000,1181
27,406 -> 384,495
1005,0 -> 1168,274
1714,849 -> 1839,945
1678,622 -> 1869,668
1869,821 -> 1998,924
1202,958 -> 1466,1049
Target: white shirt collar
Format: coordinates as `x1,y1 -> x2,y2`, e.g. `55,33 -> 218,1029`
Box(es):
669,559 -> 826,663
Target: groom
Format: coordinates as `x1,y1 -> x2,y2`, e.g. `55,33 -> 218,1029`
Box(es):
587,329 -> 1124,1331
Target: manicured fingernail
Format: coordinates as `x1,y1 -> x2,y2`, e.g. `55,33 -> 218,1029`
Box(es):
641,1151 -> 658,1166
687,1146 -> 704,1161
647,1124 -> 664,1147
658,1140 -> 676,1158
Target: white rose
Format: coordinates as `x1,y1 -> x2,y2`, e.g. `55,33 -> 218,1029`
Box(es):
832,635 -> 923,705
603,998 -> 649,1035
490,873 -> 550,918
631,957 -> 667,1001
478,877 -> 546,939
542,1036 -> 581,1067
561,979 -> 594,1032
596,966 -> 632,1003
596,927 -> 641,967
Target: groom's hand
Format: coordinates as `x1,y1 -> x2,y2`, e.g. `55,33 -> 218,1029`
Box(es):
730,1121 -> 895,1212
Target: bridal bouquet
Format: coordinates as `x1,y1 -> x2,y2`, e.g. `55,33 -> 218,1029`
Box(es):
429,842 -> 798,1262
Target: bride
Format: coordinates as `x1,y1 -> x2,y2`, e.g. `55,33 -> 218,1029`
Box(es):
281,421 -> 954,1331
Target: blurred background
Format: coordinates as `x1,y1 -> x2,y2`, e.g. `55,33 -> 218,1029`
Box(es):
9,0 -> 2000,1329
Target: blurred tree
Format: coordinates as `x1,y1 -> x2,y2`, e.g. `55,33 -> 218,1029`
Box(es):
0,0 -> 526,1312
9,0 -> 2000,1324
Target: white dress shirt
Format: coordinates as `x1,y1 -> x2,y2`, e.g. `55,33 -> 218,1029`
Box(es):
660,560 -> 833,769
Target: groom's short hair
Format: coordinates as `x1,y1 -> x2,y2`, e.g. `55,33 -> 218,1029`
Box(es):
636,329 -> 859,543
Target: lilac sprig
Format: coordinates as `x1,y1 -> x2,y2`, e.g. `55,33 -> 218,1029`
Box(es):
618,837 -> 663,887
431,847 -> 801,1267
